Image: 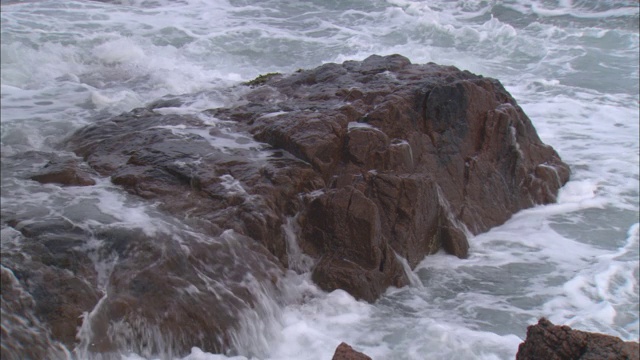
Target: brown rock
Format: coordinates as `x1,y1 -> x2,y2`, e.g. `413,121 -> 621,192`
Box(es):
30,157 -> 96,186
58,108 -> 326,357
0,265 -> 70,360
64,53 -> 569,332
2,54 -> 570,357
302,186 -> 409,301
332,342 -> 372,360
516,318 -> 640,360
235,54 -> 568,298
2,219 -> 102,351
75,228 -> 284,358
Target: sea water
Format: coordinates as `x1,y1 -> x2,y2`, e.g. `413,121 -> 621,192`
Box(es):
1,0 -> 638,359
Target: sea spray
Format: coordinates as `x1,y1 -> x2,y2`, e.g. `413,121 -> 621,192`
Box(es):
282,216 -> 315,274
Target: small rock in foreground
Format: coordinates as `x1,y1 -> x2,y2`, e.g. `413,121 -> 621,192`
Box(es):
332,342 -> 372,360
516,318 -> 639,360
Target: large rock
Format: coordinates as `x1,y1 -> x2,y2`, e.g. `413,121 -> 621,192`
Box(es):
222,54 -> 569,295
1,54 -> 569,358
5,108 -> 322,357
516,318 -> 639,360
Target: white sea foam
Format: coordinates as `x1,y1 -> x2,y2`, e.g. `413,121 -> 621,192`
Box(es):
529,2 -> 639,19
282,216 -> 315,274
347,122 -> 377,131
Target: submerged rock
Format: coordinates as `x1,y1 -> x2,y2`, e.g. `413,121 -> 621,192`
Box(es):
1,54 -> 570,357
516,318 -> 639,360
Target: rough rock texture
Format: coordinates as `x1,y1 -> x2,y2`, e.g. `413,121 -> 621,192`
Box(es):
1,55 -> 570,357
2,214 -> 285,359
1,218 -> 102,352
516,318 -> 640,360
217,54 -> 570,299
332,342 -> 372,360
1,265 -> 71,360
29,155 -> 96,186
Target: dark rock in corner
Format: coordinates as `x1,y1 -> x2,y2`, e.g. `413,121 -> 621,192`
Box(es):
516,318 -> 639,360
332,342 -> 372,360
0,265 -> 71,360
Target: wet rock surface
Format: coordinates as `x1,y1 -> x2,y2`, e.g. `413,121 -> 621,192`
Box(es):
0,265 -> 71,360
29,155 -> 97,186
1,219 -> 102,354
516,318 -> 639,360
223,53 -> 569,295
1,55 -> 570,357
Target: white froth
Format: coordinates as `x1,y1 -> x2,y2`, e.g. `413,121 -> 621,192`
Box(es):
219,174 -> 247,196
259,111 -> 289,119
282,216 -> 315,273
93,38 -> 146,65
530,2 -> 639,19
269,288 -> 373,360
557,180 -> 599,204
394,252 -> 423,289
347,122 -> 377,131
93,188 -> 166,237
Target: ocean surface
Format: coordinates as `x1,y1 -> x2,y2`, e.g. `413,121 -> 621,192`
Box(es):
1,0 -> 638,359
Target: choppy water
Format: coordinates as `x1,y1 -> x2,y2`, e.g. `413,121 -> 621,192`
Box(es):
1,0 -> 638,359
